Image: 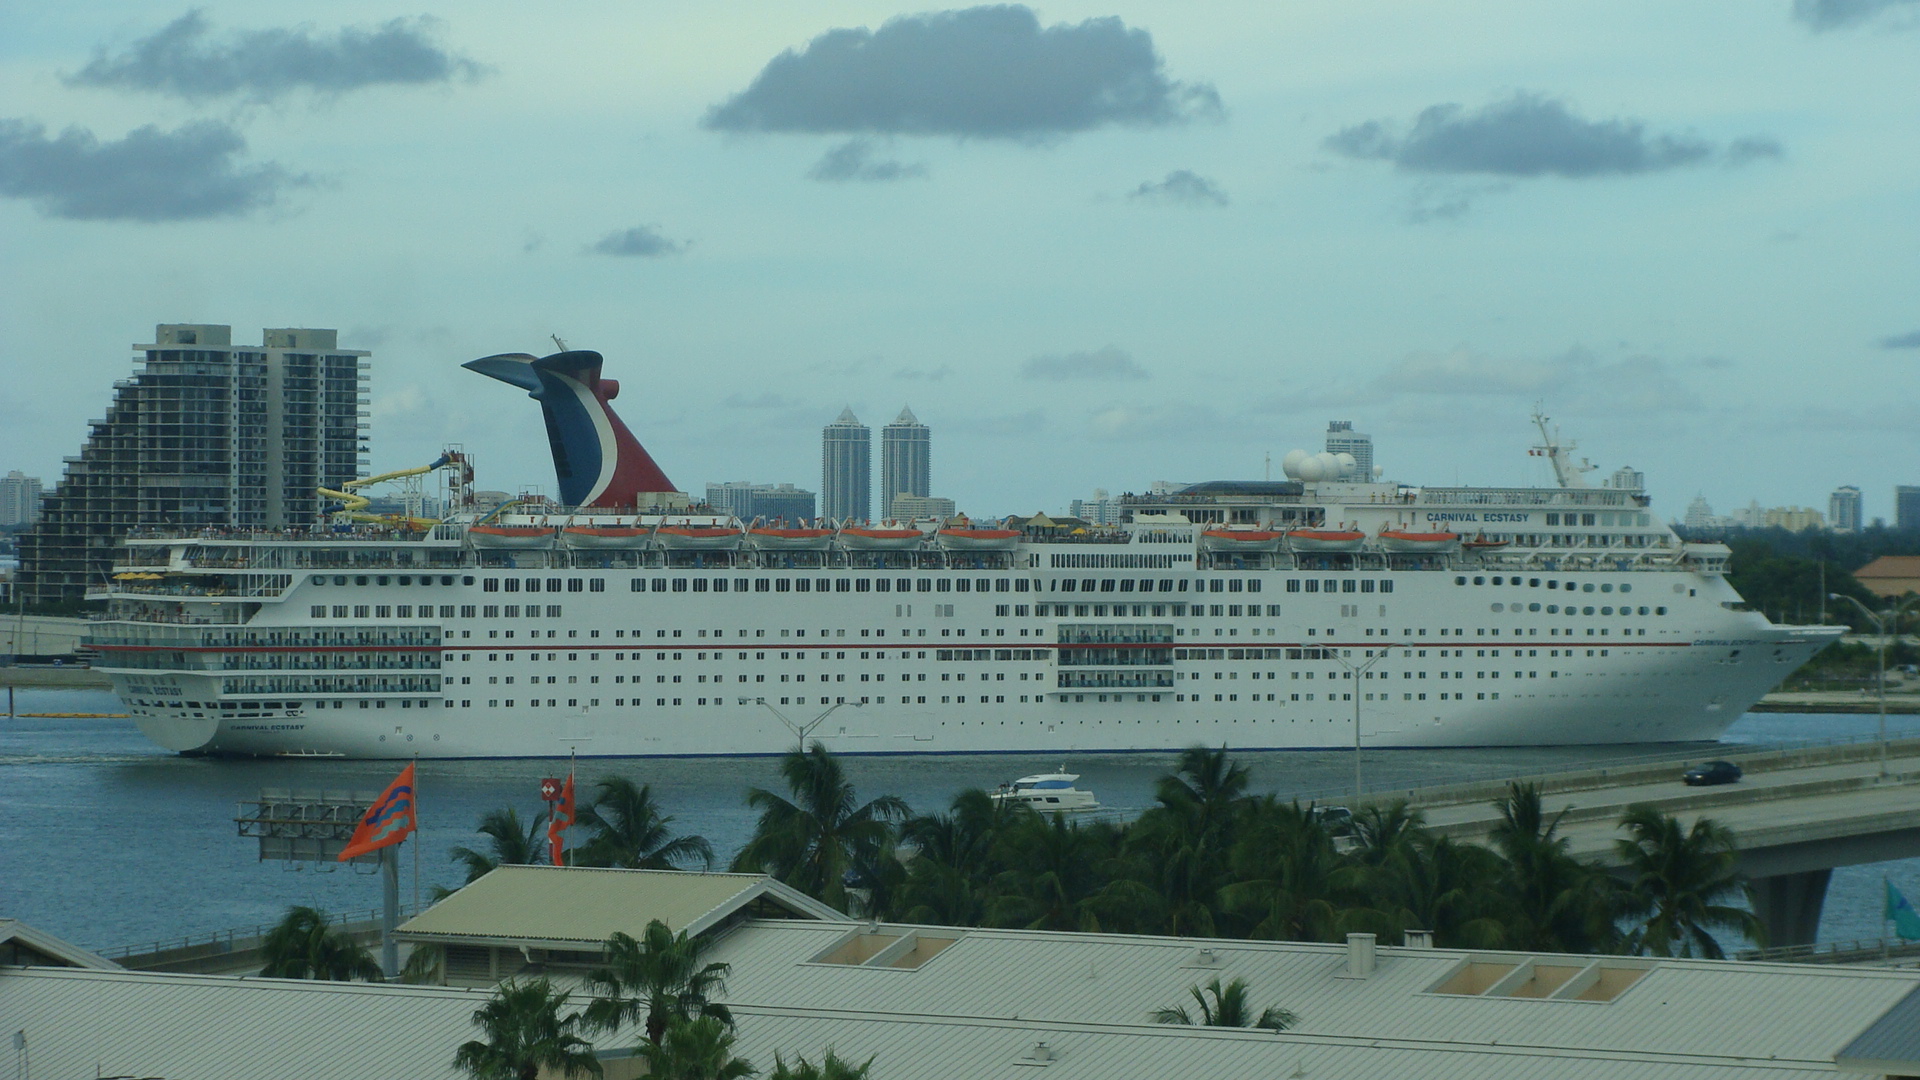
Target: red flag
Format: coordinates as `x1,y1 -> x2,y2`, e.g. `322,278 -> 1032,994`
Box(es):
546,773 -> 575,866
338,763 -> 417,861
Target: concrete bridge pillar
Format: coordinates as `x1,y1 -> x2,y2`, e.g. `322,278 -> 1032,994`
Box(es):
1751,868 -> 1832,949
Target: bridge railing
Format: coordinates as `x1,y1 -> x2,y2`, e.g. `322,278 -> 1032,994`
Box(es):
1739,937 -> 1920,966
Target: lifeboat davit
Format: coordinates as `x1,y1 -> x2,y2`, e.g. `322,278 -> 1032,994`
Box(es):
937,528 -> 1022,551
838,526 -> 925,550
561,525 -> 650,549
1199,528 -> 1284,552
1378,529 -> 1460,553
468,525 -> 555,549
748,527 -> 835,551
653,525 -> 744,550
1286,528 -> 1366,552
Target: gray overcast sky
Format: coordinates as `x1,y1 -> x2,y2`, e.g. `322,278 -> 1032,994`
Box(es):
2,1 -> 1916,521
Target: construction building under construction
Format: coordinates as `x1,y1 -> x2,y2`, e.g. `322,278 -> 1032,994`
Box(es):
16,324 -> 368,607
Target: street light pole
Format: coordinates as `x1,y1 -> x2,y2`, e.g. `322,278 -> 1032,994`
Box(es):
761,699 -> 861,747
1829,593 -> 1918,778
1330,644 -> 1403,800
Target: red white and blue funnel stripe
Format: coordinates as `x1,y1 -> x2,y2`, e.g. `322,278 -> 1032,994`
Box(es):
464,350 -> 676,508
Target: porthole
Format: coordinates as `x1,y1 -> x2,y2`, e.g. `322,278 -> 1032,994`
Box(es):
1491,603 -> 1505,613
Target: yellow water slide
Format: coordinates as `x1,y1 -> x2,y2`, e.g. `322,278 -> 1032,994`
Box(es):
318,453 -> 456,528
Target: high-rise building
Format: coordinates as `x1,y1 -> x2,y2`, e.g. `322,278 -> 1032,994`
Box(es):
1830,486 -> 1863,532
1607,466 -> 1645,491
18,324 -> 368,606
1761,506 -> 1825,531
1324,420 -> 1373,478
704,481 -> 817,523
1898,486 -> 1920,532
879,406 -> 931,521
1071,489 -> 1122,525
0,471 -> 43,527
1683,495 -> 1715,530
821,407 -> 870,522
889,494 -> 956,520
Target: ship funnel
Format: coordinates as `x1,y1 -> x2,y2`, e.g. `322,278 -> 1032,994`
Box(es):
464,350 -> 676,508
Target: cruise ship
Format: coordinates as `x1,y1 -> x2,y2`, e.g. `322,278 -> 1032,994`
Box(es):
85,349 -> 1840,759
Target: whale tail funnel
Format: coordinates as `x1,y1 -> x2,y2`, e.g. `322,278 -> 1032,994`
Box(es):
463,350 -> 676,508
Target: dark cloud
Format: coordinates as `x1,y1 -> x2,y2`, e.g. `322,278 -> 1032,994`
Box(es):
1130,169 -> 1227,206
1879,330 -> 1920,349
1022,346 -> 1148,381
0,119 -> 302,221
703,5 -> 1219,140
67,10 -> 481,101
588,226 -> 686,258
1792,0 -> 1920,29
807,139 -> 928,182
1325,93 -> 1775,178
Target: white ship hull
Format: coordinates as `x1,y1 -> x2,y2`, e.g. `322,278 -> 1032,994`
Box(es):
99,558 -> 1836,759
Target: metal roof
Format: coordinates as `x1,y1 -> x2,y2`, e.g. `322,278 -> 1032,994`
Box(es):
1836,983 -> 1920,1074
396,866 -> 842,948
692,919 -> 1920,1075
0,917 -> 122,970
0,965 -> 488,1080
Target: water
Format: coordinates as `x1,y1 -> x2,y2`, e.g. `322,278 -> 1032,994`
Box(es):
4,688 -> 1919,953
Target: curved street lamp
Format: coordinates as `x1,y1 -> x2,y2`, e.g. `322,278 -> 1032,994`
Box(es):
1828,593 -> 1919,777
1329,643 -> 1404,799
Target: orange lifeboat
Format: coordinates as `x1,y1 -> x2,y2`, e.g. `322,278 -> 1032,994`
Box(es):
560,525 -> 649,549
747,526 -> 835,551
1285,528 -> 1366,552
468,525 -> 555,549
653,525 -> 744,550
838,526 -> 925,550
1378,529 -> 1460,553
936,527 -> 1022,551
1200,528 -> 1285,552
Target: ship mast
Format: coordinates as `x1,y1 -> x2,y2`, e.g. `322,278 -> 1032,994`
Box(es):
1530,405 -> 1596,489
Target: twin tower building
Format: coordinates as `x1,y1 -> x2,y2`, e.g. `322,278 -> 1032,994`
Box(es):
821,407 -> 935,524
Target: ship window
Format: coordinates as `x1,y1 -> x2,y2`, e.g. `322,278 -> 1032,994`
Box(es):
652,579 -> 667,592
795,579 -> 811,593
631,578 -> 644,592
1342,580 -> 1357,593
1059,580 -> 1075,593
934,579 -> 952,592
1582,514 -> 1596,526
756,579 -> 771,592
1119,579 -> 1135,593
1209,580 -> 1224,593
504,579 -> 520,593
1287,580 -> 1300,592
714,579 -> 729,593
1546,605 -> 1558,614
916,579 -> 932,592
856,579 -> 871,592
1381,580 -> 1393,593
998,579 -> 1012,592
1361,580 -> 1375,593
673,579 -> 689,592
693,579 -> 709,593
568,578 -> 584,592
1529,603 -> 1541,612
1101,580 -> 1116,593
525,579 -> 541,593
1600,583 -> 1613,593
1529,578 -> 1541,587
833,579 -> 848,592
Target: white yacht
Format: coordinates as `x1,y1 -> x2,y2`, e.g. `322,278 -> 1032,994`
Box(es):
992,768 -> 1101,812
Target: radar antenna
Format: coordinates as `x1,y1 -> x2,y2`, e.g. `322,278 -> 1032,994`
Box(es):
1530,405 -> 1596,489
551,334 -> 569,352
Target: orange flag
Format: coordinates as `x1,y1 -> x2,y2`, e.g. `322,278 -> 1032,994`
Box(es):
338,763 -> 417,861
546,773 -> 575,867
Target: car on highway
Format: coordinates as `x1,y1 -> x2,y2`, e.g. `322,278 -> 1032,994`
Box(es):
1682,760 -> 1743,786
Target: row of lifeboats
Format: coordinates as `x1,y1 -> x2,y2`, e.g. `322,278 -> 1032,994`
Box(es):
466,523 -> 1025,552
1199,527 -> 1510,554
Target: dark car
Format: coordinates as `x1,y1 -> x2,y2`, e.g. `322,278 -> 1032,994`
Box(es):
1682,760 -> 1742,786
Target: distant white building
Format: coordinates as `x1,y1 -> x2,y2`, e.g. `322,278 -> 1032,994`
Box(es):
1606,466 -> 1645,491
889,494 -> 956,520
1324,420 -> 1374,478
1762,506 -> 1825,531
1071,488 -> 1123,524
1830,485 -> 1863,532
0,470 -> 41,527
1684,495 -> 1716,529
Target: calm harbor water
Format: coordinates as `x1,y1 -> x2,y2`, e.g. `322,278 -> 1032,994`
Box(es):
3,687 -> 1918,953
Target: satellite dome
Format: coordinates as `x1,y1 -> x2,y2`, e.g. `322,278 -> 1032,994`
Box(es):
1335,452 -> 1357,478
1295,455 -> 1326,482
1281,449 -> 1310,479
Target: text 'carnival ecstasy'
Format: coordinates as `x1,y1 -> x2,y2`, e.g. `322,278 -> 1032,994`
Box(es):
87,348 -> 1841,759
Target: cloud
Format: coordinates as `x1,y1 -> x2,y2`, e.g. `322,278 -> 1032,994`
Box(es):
0,119 -> 302,221
1325,93 -> 1774,178
1022,346 -> 1148,381
703,5 -> 1219,140
1880,330 -> 1920,349
1360,346 -> 1703,414
724,392 -> 801,409
588,225 -> 686,257
893,365 -> 952,381
67,10 -> 482,101
807,139 -> 928,182
1130,169 -> 1227,206
1792,0 -> 1920,30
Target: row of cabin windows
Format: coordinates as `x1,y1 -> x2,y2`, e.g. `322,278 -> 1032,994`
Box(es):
1284,579 -> 1394,593
481,578 -> 605,593
1457,575 -> 1633,593
312,575 -> 475,587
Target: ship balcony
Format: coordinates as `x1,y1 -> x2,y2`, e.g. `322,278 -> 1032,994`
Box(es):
1057,648 -> 1175,667
220,676 -> 440,696
1055,670 -> 1175,689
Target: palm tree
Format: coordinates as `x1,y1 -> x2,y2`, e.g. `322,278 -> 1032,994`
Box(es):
1219,798 -> 1373,942
1614,804 -> 1764,958
453,978 -> 602,1080
1152,976 -> 1299,1031
259,905 -> 383,981
768,1050 -> 875,1079
582,919 -> 733,1047
575,776 -> 714,870
634,1016 -> 754,1080
1488,782 -> 1618,953
730,743 -> 909,912
987,811 -> 1139,932
442,806 -> 547,896
1127,745 -> 1253,936
898,787 -> 1016,926
1366,832 -> 1509,949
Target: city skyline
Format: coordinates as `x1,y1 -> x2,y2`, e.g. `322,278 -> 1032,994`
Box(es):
2,4 -> 1917,518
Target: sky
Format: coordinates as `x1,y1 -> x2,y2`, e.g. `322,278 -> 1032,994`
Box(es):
1,1 -> 1916,522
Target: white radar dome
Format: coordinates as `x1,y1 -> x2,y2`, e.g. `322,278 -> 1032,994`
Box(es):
1281,449 -> 1310,479
1294,455 -> 1326,481
1314,452 -> 1342,480
1335,452 -> 1357,478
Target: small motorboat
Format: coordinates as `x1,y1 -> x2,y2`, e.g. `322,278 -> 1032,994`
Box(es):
991,767 -> 1100,812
